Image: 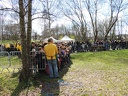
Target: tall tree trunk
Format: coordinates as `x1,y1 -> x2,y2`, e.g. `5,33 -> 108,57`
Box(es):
94,0 -> 98,42
104,18 -> 118,41
26,0 -> 32,76
94,30 -> 98,42
19,0 -> 32,82
104,32 -> 109,41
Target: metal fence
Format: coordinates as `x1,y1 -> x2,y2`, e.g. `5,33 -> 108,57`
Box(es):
0,51 -> 46,73
0,51 -> 11,73
10,51 -> 22,73
29,51 -> 46,74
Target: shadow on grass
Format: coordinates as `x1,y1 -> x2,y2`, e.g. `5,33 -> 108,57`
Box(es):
11,59 -> 73,96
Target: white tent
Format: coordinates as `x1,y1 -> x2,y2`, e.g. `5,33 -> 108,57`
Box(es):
60,35 -> 75,42
43,36 -> 58,43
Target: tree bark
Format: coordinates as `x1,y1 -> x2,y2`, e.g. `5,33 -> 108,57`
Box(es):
104,18 -> 118,41
19,0 -> 32,82
26,0 -> 32,76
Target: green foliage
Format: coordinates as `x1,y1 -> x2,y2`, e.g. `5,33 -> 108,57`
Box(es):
59,35 -> 63,40
70,35 -> 75,39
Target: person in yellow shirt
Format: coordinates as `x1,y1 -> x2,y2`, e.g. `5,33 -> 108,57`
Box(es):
44,38 -> 59,78
15,43 -> 21,58
16,43 -> 22,52
5,44 -> 10,52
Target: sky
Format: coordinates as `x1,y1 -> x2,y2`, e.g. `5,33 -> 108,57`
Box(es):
0,0 -> 128,35
32,16 -> 72,35
0,0 -> 72,35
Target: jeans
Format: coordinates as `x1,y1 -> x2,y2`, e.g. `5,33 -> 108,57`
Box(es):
47,59 -> 59,78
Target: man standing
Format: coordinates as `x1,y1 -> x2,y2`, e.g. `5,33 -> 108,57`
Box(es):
44,38 -> 59,78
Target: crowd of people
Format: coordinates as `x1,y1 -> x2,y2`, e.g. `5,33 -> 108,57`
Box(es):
0,39 -> 71,78
0,41 -> 21,52
30,38 -> 71,78
1,39 -> 128,53
0,39 -> 128,78
71,40 -> 128,52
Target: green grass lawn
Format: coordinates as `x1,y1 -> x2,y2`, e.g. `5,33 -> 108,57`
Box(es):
0,49 -> 128,96
0,40 -> 17,44
62,50 -> 128,96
